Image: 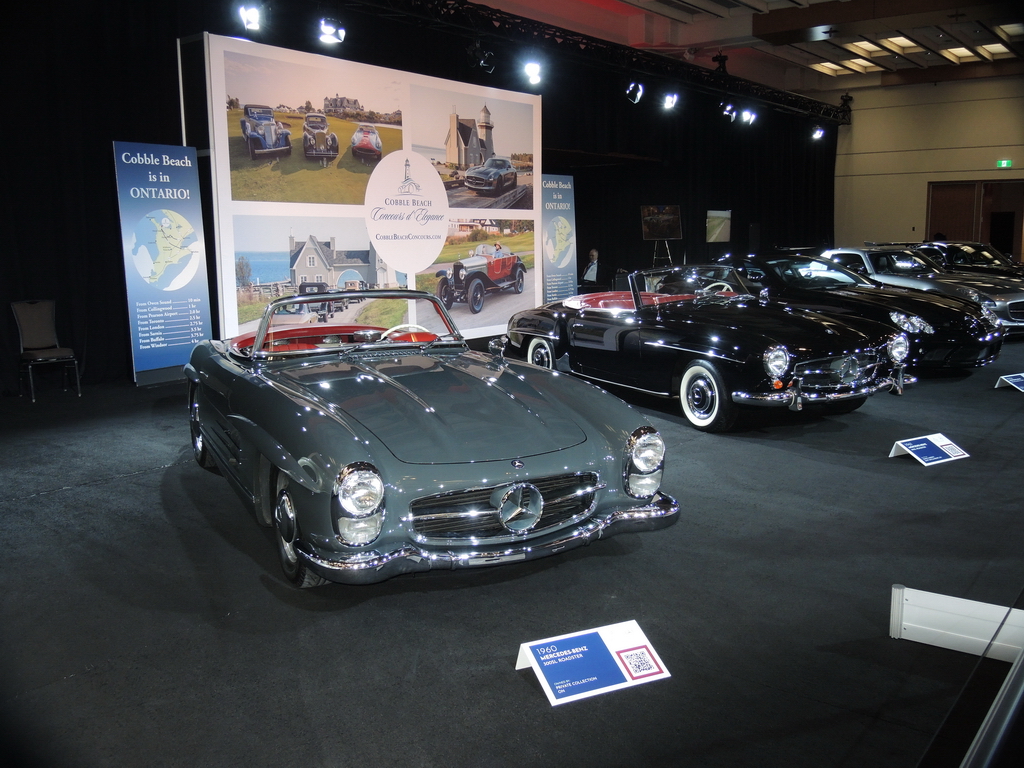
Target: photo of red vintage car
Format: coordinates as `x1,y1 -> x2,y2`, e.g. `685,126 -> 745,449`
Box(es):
435,243 -> 526,313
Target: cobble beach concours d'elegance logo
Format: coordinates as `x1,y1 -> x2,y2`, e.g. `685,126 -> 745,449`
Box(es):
364,151 -> 450,276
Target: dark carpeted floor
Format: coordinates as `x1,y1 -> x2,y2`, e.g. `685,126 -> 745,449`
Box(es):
2,341 -> 1024,768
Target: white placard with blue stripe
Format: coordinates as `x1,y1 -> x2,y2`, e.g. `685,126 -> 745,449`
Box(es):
994,373 -> 1024,391
516,620 -> 669,705
889,433 -> 969,466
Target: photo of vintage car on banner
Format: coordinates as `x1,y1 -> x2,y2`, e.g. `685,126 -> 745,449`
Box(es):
223,50 -> 402,204
414,218 -> 538,329
408,85 -> 535,211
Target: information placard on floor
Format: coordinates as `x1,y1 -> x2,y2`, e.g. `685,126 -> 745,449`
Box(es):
994,373 -> 1024,391
516,620 -> 669,705
889,433 -> 969,466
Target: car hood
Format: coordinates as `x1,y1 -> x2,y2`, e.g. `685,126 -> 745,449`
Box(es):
929,272 -> 1024,297
268,350 -> 588,464
656,298 -> 892,353
780,284 -> 978,321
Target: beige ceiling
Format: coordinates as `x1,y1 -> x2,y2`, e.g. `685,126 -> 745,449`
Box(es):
479,0 -> 1024,93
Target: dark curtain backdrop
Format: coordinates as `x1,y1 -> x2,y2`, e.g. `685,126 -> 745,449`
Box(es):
3,0 -> 837,393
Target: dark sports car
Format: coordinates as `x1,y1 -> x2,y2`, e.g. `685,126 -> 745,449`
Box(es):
726,253 -> 1003,369
503,266 -> 913,432
464,157 -> 517,195
185,290 -> 678,587
821,247 -> 1024,335
911,241 -> 1024,279
301,112 -> 339,166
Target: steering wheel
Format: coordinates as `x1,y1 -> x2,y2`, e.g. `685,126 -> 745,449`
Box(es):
381,323 -> 430,339
702,281 -> 732,293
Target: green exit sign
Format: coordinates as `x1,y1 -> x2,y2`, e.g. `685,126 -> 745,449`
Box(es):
997,159 -> 1013,168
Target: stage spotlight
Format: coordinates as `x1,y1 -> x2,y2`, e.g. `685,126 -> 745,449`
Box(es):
524,62 -> 541,85
812,126 -> 825,140
721,102 -> 736,121
741,109 -> 757,124
625,82 -> 644,104
319,18 -> 345,44
238,5 -> 261,31
662,93 -> 678,110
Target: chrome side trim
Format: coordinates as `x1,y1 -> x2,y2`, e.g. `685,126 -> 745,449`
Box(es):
297,492 -> 679,585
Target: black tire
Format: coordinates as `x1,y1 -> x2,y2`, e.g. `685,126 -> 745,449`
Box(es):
282,136 -> 291,157
273,487 -> 328,588
527,337 -> 556,369
513,268 -> 525,294
248,137 -> 258,161
188,383 -> 220,473
679,360 -> 738,433
820,396 -> 868,415
436,276 -> 454,309
468,278 -> 485,314
510,173 -> 517,189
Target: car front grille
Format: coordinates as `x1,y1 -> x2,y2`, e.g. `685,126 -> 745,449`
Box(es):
1007,301 -> 1024,321
407,472 -> 601,542
794,350 -> 883,391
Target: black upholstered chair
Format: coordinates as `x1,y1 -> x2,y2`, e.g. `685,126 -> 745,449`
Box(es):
11,300 -> 81,403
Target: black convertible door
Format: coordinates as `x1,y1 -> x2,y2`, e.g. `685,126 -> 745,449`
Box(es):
567,308 -> 642,387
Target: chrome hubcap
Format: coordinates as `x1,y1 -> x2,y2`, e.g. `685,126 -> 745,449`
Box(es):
275,494 -> 298,566
687,377 -> 716,419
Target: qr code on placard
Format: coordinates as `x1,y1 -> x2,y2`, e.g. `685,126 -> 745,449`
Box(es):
617,645 -> 662,680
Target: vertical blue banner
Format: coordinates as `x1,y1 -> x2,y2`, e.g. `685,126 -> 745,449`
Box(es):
113,142 -> 212,382
541,175 -> 578,302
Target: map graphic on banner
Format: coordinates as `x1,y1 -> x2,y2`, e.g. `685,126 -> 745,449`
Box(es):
113,141 -> 212,383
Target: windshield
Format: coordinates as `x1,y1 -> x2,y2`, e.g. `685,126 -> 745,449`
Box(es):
483,158 -> 507,169
871,250 -> 942,275
234,292 -> 462,358
636,265 -> 754,296
306,116 -> 326,128
948,244 -> 1013,266
749,256 -> 872,289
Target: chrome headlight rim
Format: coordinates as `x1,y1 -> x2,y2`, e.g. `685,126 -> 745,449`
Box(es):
332,462 -> 385,547
624,426 -> 665,499
887,333 -> 910,363
979,305 -> 1002,327
763,345 -> 791,378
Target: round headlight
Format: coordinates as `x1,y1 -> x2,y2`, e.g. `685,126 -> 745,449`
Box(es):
955,286 -> 982,304
763,345 -> 790,378
335,466 -> 384,518
631,430 -> 665,473
887,333 -> 910,363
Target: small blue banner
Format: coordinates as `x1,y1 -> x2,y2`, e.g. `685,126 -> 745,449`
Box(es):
113,141 -> 212,380
540,175 -> 578,302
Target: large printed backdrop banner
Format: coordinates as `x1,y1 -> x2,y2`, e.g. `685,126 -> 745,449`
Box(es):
196,33 -> 542,339
112,141 -> 213,383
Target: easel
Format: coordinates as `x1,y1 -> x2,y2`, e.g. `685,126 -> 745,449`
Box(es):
652,240 -> 675,267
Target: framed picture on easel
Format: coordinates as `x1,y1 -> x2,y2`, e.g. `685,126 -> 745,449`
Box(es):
706,210 -> 731,242
640,205 -> 682,241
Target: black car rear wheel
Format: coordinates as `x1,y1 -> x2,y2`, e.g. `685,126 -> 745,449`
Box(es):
436,276 -> 454,309
679,360 -> 738,432
513,268 -> 525,294
468,278 -> 485,313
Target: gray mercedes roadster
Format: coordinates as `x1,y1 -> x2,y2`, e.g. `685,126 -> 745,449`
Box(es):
185,290 -> 678,587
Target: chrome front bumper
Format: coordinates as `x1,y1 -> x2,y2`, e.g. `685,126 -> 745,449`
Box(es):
732,370 -> 917,411
298,492 -> 679,585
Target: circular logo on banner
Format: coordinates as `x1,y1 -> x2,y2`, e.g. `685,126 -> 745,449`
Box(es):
364,151 -> 449,277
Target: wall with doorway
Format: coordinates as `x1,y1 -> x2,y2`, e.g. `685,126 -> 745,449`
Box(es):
821,76 -> 1024,251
